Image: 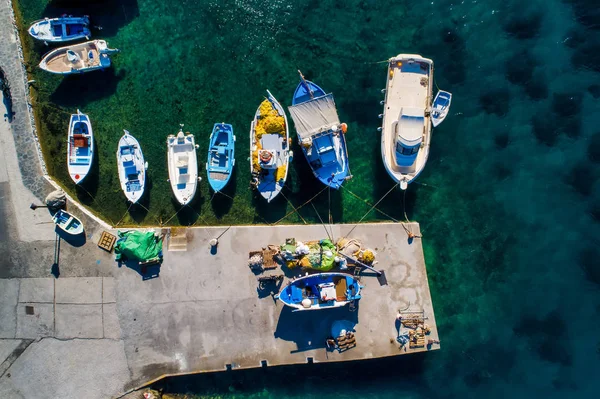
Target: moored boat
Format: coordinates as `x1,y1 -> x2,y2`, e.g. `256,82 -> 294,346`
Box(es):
39,40 -> 119,75
250,90 -> 291,202
380,54 -> 434,190
28,16 -> 91,43
275,272 -> 362,311
288,71 -> 350,189
206,123 -> 235,193
52,209 -> 84,236
167,125 -> 200,206
67,110 -> 94,184
431,90 -> 452,127
117,130 -> 147,203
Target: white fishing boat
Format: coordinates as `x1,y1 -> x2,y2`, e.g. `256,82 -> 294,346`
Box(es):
250,90 -> 291,202
28,16 -> 91,43
117,130 -> 147,204
39,40 -> 119,75
52,210 -> 84,236
431,90 -> 452,127
380,54 -> 434,190
167,125 -> 200,206
67,110 -> 93,184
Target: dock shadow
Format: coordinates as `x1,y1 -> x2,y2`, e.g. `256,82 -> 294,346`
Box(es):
50,68 -> 123,109
274,305 -> 359,352
55,225 -> 86,247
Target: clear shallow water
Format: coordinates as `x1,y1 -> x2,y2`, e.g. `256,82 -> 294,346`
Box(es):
15,0 -> 600,397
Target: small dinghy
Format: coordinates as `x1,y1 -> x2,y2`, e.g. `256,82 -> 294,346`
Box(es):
39,40 -> 119,75
206,123 -> 235,193
431,90 -> 452,127
289,71 -> 350,189
67,110 -> 93,184
250,90 -> 291,202
275,272 -> 362,311
117,130 -> 147,203
167,125 -> 200,206
28,16 -> 91,43
52,209 -> 84,236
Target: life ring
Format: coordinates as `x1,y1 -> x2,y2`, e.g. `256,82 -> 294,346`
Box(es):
340,123 -> 348,134
259,151 -> 272,163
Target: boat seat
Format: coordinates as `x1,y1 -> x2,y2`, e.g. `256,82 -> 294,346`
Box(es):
218,146 -> 226,155
176,154 -> 189,169
335,278 -> 348,301
178,173 -> 189,184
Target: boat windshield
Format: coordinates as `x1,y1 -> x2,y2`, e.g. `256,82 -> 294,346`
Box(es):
396,142 -> 419,156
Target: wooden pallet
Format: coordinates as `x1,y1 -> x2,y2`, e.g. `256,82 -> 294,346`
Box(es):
97,231 -> 117,252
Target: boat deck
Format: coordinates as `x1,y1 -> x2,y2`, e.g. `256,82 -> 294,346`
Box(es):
115,223 -> 439,390
44,45 -> 99,72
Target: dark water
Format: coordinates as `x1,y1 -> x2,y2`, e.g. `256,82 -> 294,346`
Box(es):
15,0 -> 600,397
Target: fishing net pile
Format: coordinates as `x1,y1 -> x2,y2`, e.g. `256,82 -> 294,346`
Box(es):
252,100 -> 286,176
282,239 -> 338,271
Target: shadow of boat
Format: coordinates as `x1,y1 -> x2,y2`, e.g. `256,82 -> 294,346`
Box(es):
54,225 -> 86,247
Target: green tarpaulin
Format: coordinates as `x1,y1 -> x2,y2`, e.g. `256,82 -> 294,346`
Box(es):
114,231 -> 163,262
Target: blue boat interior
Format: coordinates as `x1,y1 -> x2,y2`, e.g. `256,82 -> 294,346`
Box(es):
281,274 -> 361,307
69,119 -> 92,165
292,80 -> 325,105
207,124 -> 234,192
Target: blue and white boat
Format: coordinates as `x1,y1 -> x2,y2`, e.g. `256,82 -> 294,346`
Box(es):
52,210 -> 84,236
275,272 -> 362,311
117,130 -> 147,203
431,90 -> 452,127
28,16 -> 91,43
288,71 -> 350,189
206,123 -> 235,192
67,109 -> 93,184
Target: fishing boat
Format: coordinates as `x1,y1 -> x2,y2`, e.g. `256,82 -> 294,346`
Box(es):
52,210 -> 84,236
206,123 -> 235,193
380,54 -> 434,190
117,130 -> 147,203
39,40 -> 119,75
275,272 -> 362,311
167,125 -> 200,206
250,90 -> 291,202
67,110 -> 93,184
28,16 -> 91,43
288,71 -> 350,189
431,90 -> 452,127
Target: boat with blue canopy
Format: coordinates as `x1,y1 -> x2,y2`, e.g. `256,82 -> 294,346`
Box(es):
206,123 -> 235,193
52,209 -> 84,236
275,272 -> 362,311
288,71 -> 350,189
28,16 -> 91,43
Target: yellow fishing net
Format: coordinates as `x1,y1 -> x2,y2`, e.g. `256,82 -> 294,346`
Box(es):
257,100 -> 285,136
275,165 -> 286,182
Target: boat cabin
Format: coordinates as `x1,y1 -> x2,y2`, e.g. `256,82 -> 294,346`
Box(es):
394,107 -> 425,167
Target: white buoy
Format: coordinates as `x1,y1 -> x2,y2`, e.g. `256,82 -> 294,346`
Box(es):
302,298 -> 312,308
209,238 -> 218,247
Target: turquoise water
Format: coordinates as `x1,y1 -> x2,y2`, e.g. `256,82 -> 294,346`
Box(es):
16,0 -> 600,397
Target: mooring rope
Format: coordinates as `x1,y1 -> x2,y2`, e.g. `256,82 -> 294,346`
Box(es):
279,189 -> 307,225
311,201 -> 333,242
340,185 -> 401,223
273,185 -> 328,225
114,202 -> 134,227
342,183 -> 399,240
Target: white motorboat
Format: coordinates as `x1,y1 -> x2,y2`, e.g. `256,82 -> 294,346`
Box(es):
39,40 -> 119,75
380,54 -> 434,190
167,125 -> 200,206
117,130 -> 147,203
67,110 -> 93,184
52,210 -> 84,236
28,16 -> 91,43
250,90 -> 291,202
431,90 -> 452,127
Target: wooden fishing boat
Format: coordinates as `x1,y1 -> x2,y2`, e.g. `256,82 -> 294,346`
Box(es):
431,90 -> 452,127
167,125 -> 200,206
206,123 -> 235,193
28,16 -> 91,43
288,71 -> 350,189
117,130 -> 147,203
275,272 -> 362,311
380,54 -> 434,190
39,40 -> 119,75
250,90 -> 291,202
52,210 -> 84,236
67,110 -> 93,184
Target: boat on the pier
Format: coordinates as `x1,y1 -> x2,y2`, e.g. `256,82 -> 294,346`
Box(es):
167,125 -> 200,206
250,90 -> 291,202
288,71 -> 350,189
380,54 -> 434,190
28,16 -> 91,43
39,40 -> 119,75
275,272 -> 362,311
431,90 -> 452,127
52,209 -> 84,236
117,130 -> 147,203
206,123 -> 235,193
67,109 -> 94,185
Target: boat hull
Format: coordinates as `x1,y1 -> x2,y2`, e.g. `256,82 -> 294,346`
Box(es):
117,131 -> 146,204
52,210 -> 84,236
250,90 -> 290,202
167,130 -> 199,206
67,110 -> 94,185
28,16 -> 91,43
275,272 -> 362,311
206,123 -> 235,193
